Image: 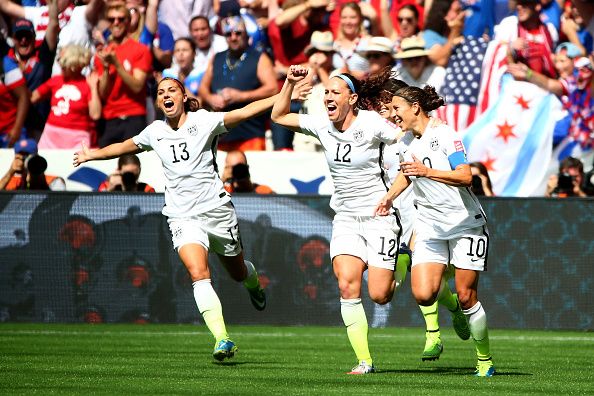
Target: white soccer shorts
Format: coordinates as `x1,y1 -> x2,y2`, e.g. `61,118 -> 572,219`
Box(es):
412,225 -> 489,271
167,202 -> 242,256
330,213 -> 402,270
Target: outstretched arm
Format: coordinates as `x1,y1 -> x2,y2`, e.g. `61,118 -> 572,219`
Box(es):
271,65 -> 308,132
223,93 -> 279,129
73,139 -> 141,167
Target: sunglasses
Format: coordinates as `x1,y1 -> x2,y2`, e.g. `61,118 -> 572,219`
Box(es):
107,16 -> 127,23
225,30 -> 245,38
398,17 -> 415,24
366,52 -> 387,60
14,32 -> 34,41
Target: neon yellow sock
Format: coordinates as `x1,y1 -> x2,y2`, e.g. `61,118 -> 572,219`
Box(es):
193,279 -> 229,341
341,298 -> 372,365
419,302 -> 440,332
463,301 -> 491,360
243,260 -> 260,289
395,252 -> 409,289
437,280 -> 458,312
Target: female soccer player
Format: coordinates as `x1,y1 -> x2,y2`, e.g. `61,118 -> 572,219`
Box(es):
374,85 -> 495,377
73,77 -> 271,362
370,71 -> 470,361
272,65 -> 402,374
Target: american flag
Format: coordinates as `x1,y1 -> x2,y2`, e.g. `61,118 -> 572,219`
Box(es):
436,37 -> 490,132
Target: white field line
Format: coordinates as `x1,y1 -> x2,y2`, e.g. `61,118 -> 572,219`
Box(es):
0,329 -> 593,342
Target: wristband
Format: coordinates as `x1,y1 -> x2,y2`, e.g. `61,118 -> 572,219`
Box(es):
526,69 -> 533,80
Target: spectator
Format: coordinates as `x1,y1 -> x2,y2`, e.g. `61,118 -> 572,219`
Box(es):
495,0 -> 558,79
188,15 -> 227,83
32,44 -> 101,149
157,0 -> 214,40
98,153 -> 155,192
553,42 -> 581,79
421,0 -> 465,67
394,35 -> 446,91
267,0 -> 330,150
546,156 -> 588,197
469,161 -> 495,196
162,38 -> 202,96
94,3 -> 152,147
0,138 -> 65,191
358,36 -> 396,76
6,2 -> 60,141
198,16 -> 277,151
127,0 -> 174,71
560,3 -> 593,56
380,2 -> 421,51
0,44 -> 30,148
332,2 -> 370,81
222,150 -> 274,194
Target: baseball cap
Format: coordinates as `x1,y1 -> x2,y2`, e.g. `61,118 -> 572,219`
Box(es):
221,16 -> 246,35
14,138 -> 38,155
12,18 -> 35,37
556,42 -> 582,59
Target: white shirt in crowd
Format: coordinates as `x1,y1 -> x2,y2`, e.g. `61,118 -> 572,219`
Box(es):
401,125 -> 486,239
298,110 -> 399,216
133,110 -> 231,218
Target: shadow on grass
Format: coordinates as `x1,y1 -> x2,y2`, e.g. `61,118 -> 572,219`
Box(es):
211,361 -> 249,367
375,367 -> 533,376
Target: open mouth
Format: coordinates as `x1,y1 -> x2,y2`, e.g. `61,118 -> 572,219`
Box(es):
326,103 -> 337,117
163,100 -> 175,110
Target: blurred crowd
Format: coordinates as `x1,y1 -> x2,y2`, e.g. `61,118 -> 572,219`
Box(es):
0,0 -> 592,196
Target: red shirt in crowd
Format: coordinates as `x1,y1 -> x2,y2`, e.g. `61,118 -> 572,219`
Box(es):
268,17 -> 311,67
36,75 -> 93,131
0,57 -> 26,134
93,38 -> 152,120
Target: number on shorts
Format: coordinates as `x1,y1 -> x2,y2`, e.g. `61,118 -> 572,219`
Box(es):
227,224 -> 241,246
379,236 -> 397,258
465,236 -> 487,258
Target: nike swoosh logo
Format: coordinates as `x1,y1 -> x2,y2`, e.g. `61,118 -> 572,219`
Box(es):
382,257 -> 395,262
470,258 -> 481,262
157,138 -> 164,141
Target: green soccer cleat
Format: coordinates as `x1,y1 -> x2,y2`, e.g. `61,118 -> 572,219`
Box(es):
347,360 -> 375,375
474,358 -> 495,377
247,285 -> 266,311
450,293 -> 471,340
213,339 -> 238,361
421,331 -> 443,361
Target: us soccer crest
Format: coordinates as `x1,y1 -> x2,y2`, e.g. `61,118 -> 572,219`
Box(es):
353,129 -> 364,142
188,125 -> 198,136
430,136 -> 440,151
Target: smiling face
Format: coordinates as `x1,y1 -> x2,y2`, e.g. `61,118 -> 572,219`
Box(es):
324,77 -> 357,125
156,79 -> 187,119
390,96 -> 417,132
107,8 -> 131,41
339,6 -> 362,38
397,8 -> 418,38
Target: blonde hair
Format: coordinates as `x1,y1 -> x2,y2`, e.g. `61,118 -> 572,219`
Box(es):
58,45 -> 91,73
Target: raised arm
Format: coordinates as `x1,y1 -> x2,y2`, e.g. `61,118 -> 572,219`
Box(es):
45,0 -> 60,51
0,0 -> 25,18
271,65 -> 308,132
73,138 -> 141,167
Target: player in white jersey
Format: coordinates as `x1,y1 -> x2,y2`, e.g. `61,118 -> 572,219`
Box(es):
368,73 -> 470,361
272,65 -> 402,375
73,77 -> 273,362
374,85 -> 495,377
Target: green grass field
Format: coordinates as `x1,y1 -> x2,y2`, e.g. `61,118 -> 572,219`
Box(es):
1,324 -> 593,395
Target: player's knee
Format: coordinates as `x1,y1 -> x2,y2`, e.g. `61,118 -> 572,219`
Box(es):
337,279 -> 359,299
369,289 -> 393,305
456,288 -> 476,309
188,268 -> 210,282
413,289 -> 437,306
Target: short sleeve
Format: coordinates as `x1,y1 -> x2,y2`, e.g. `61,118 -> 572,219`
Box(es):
441,127 -> 468,169
157,23 -> 175,51
373,113 -> 399,144
196,109 -> 227,136
35,76 -> 55,100
298,114 -> 321,138
132,123 -> 155,151
134,44 -> 153,73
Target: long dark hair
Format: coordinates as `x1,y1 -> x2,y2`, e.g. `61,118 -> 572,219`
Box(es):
156,77 -> 200,113
394,85 -> 445,113
357,67 -> 408,112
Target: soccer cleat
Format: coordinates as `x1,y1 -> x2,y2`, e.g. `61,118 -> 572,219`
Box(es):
347,360 -> 375,375
421,331 -> 443,361
213,339 -> 238,361
474,358 -> 495,377
247,285 -> 266,311
450,293 -> 471,340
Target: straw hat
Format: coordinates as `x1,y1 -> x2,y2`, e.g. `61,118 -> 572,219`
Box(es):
304,31 -> 335,56
358,36 -> 395,58
395,36 -> 429,59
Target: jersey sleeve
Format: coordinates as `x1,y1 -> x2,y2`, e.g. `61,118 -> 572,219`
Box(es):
373,113 -> 400,144
132,123 -> 154,151
198,109 -> 227,136
442,127 -> 468,169
298,114 -> 321,138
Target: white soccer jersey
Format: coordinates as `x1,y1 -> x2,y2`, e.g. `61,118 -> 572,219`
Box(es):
299,110 -> 399,216
133,110 -> 230,218
384,132 -> 416,243
403,124 -> 486,238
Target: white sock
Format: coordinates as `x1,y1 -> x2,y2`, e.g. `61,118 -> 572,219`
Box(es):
463,301 -> 491,359
193,279 -> 228,341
